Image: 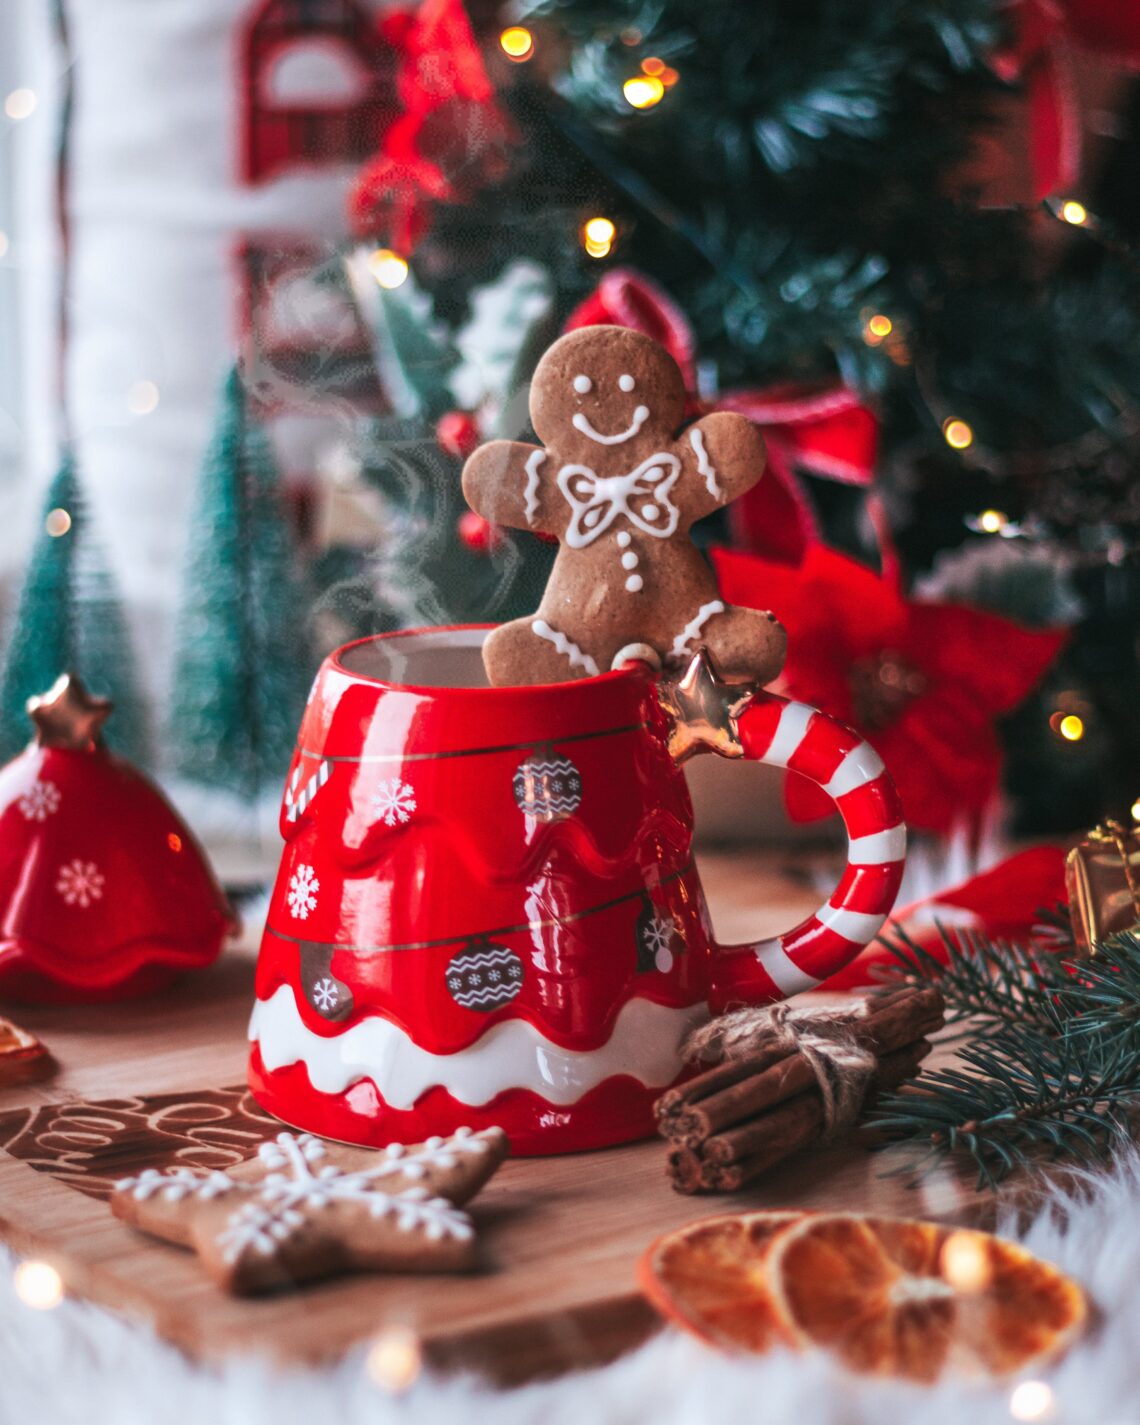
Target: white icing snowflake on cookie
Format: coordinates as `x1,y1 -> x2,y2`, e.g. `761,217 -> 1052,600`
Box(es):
217,1200 -> 305,1263
111,1126 -> 506,1295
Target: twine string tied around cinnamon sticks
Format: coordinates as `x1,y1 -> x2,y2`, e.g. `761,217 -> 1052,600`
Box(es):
681,1000 -> 882,1138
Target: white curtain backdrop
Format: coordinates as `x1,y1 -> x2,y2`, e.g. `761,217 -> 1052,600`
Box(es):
2,0 -> 377,722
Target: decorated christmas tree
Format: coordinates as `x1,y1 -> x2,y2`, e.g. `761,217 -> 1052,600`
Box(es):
167,366 -> 311,801
342,0 -> 1140,834
0,453 -> 149,764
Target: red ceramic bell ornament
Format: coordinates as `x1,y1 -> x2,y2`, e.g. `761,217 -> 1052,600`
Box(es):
0,674 -> 236,1002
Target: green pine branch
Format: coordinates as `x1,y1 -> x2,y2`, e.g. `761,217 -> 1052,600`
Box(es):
868,927 -> 1140,1188
872,923 -> 1068,1038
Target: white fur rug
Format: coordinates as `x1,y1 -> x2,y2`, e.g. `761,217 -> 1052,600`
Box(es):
5,1152 -> 1140,1425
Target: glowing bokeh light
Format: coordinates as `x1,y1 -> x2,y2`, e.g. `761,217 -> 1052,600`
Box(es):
499,26 -> 534,61
14,1261 -> 63,1310
943,418 -> 974,450
367,249 -> 409,290
366,1326 -> 422,1393
623,74 -> 665,109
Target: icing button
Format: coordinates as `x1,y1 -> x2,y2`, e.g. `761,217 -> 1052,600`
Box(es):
640,505 -> 660,521
616,531 -> 632,548
621,551 -> 638,570
625,574 -> 644,593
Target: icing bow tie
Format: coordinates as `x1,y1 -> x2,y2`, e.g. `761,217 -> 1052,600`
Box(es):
557,453 -> 681,548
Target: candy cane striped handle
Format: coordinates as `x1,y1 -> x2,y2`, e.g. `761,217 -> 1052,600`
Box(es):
707,692 -> 906,1012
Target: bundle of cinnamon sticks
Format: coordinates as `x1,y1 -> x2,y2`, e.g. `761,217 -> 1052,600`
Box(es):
655,986 -> 944,1194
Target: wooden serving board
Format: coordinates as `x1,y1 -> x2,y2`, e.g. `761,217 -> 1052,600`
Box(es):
0,852 -> 981,1385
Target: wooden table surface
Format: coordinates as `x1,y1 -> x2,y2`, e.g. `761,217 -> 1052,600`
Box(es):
0,849 -> 978,1384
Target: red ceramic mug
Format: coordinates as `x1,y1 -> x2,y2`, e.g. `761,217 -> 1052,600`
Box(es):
249,626 -> 905,1154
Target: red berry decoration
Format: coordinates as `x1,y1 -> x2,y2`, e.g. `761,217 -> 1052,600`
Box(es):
0,674 -> 236,1002
457,510 -> 504,554
436,410 -> 481,460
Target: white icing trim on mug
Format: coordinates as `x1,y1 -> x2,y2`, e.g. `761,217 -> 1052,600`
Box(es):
531,619 -> 600,677
249,984 -> 707,1107
523,449 -> 545,526
670,600 -> 725,661
688,427 -> 722,500
571,405 -> 650,445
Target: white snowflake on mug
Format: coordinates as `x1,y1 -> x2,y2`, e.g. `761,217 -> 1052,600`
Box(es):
312,977 -> 340,1012
645,915 -> 678,973
287,864 -> 320,920
56,859 -> 105,908
18,780 -> 61,822
371,778 -> 417,827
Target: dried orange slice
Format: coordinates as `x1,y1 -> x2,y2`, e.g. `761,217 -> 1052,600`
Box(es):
767,1214 -> 1088,1382
638,1211 -> 805,1353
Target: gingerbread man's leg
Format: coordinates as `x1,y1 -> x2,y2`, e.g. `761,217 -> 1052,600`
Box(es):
482,615 -> 602,687
682,604 -> 787,685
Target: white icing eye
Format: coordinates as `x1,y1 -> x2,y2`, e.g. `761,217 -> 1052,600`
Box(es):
619,374 -> 635,392
573,374 -> 592,394
641,504 -> 660,521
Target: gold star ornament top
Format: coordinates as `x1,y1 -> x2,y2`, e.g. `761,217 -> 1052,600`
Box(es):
27,673 -> 112,750
657,648 -> 758,765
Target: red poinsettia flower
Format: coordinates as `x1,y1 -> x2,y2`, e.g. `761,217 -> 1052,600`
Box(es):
714,545 -> 1068,835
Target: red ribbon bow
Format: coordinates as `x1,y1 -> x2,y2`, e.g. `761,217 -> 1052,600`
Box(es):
565,269 -> 881,567
988,0 -> 1140,203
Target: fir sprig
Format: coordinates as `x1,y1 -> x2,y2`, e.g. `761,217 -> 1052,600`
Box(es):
868,928 -> 1140,1188
874,924 -> 1067,1037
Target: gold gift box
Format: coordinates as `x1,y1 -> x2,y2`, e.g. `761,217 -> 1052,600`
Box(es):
1066,820 -> 1140,953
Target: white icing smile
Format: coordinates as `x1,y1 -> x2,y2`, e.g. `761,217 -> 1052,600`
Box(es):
572,405 -> 650,446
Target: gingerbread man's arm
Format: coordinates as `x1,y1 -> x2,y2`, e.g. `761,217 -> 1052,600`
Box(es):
676,412 -> 767,523
461,440 -> 564,536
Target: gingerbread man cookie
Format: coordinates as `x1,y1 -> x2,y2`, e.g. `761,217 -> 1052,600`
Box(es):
462,325 -> 785,687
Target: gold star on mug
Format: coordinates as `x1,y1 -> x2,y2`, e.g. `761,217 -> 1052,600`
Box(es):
658,649 -> 757,764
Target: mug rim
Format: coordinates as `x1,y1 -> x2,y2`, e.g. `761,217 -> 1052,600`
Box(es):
329,623 -> 643,698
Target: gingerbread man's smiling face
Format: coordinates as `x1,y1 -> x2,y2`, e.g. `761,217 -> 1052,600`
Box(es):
529,326 -> 686,453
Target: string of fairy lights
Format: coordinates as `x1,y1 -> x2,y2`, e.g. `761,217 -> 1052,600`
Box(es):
360,18 -> 1137,756
6,29 -> 1128,766
364,21 -> 672,287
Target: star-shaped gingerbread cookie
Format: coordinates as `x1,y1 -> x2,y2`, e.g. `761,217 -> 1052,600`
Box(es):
111,1125 -> 508,1295
462,325 -> 785,687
